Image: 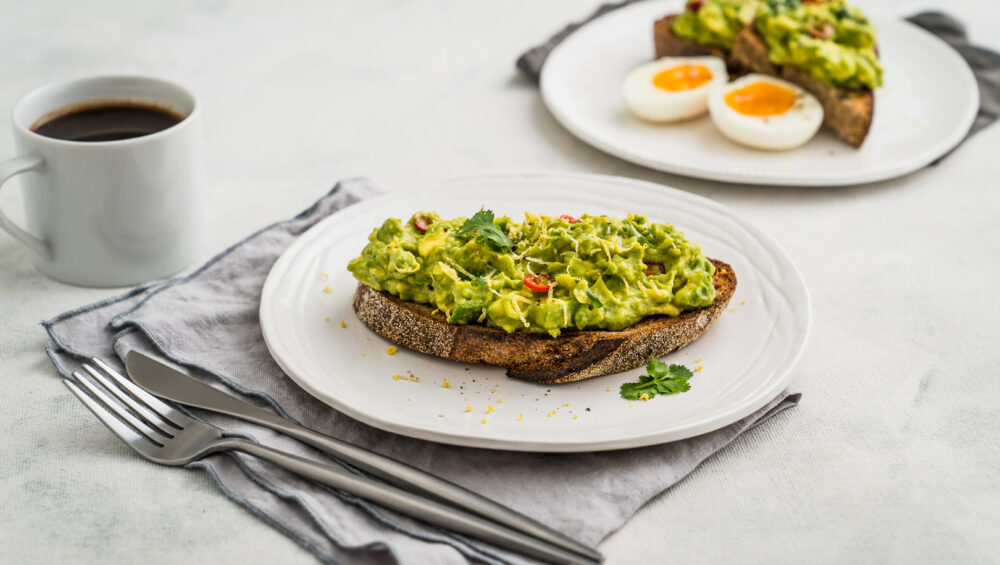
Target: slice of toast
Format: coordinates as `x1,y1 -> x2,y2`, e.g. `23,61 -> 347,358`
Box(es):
730,26 -> 873,147
653,14 -> 874,147
352,259 -> 737,384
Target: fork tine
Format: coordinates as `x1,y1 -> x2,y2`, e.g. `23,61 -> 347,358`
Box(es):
83,364 -> 177,438
85,359 -> 187,432
91,357 -> 192,428
72,370 -> 172,446
64,379 -> 164,452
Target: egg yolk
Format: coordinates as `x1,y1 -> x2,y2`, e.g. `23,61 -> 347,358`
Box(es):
652,64 -> 713,92
724,82 -> 797,117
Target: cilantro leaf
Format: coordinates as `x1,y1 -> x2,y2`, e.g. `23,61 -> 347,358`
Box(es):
457,208 -> 514,251
627,223 -> 648,244
618,383 -> 647,401
585,289 -> 603,308
619,359 -> 695,400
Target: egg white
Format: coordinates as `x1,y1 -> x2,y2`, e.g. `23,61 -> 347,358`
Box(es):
622,56 -> 729,123
707,74 -> 824,151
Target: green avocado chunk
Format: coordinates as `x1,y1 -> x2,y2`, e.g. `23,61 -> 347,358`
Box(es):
671,0 -> 883,90
347,211 -> 716,338
672,0 -> 761,51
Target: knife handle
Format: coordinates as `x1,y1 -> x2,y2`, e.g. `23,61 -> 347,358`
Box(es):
222,438 -> 596,565
237,406 -> 601,562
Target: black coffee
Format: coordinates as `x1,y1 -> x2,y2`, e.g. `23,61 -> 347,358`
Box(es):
31,100 -> 185,142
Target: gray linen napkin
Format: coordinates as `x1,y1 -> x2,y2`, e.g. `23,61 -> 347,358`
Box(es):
44,178 -> 801,565
906,12 -> 1000,138
517,5 -> 999,145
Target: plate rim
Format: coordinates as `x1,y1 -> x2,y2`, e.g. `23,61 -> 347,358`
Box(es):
260,172 -> 812,451
539,1 -> 979,187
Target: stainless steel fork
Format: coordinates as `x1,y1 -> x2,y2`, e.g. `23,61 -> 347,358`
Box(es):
65,358 -> 598,565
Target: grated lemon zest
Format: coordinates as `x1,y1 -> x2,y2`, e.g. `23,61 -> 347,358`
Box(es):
598,239 -> 612,262
508,295 -> 530,327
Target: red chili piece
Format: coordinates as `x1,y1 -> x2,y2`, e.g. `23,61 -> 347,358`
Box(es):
644,262 -> 666,277
687,0 -> 703,11
559,214 -> 578,224
523,273 -> 554,292
413,215 -> 431,233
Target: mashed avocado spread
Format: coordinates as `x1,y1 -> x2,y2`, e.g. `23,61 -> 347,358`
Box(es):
672,0 -> 759,51
672,0 -> 882,90
347,210 -> 716,338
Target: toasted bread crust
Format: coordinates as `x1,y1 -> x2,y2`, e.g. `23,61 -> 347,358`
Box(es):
352,259 -> 737,384
654,15 -> 729,61
654,14 -> 874,147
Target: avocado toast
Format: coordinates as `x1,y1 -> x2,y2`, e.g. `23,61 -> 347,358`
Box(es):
348,210 -> 736,383
655,0 -> 882,147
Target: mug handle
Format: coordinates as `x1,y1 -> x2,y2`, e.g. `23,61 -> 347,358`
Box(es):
0,155 -> 50,259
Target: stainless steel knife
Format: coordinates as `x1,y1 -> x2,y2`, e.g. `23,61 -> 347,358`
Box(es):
124,350 -> 602,563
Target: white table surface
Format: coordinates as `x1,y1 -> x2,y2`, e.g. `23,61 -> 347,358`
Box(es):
2,1 -> 998,563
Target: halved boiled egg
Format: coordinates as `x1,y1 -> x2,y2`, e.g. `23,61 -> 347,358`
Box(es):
708,74 -> 824,151
622,56 -> 728,123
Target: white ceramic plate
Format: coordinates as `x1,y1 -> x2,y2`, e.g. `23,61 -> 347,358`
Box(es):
540,1 -> 979,186
260,173 -> 810,452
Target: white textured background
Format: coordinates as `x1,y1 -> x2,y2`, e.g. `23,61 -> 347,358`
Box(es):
1,1 -> 998,563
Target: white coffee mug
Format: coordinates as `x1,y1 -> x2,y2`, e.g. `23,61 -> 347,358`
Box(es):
0,75 -> 202,287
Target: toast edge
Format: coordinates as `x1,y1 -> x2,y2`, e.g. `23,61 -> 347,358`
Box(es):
352,259 -> 737,384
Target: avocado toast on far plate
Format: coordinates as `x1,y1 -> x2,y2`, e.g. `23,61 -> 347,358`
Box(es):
655,0 -> 882,146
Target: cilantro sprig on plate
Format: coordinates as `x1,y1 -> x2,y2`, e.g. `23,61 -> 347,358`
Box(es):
457,208 -> 514,251
619,359 -> 694,400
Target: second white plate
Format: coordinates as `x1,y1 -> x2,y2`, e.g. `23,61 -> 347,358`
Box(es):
540,0 -> 978,186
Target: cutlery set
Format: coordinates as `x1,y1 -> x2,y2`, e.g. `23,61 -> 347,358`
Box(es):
65,352 -> 602,564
